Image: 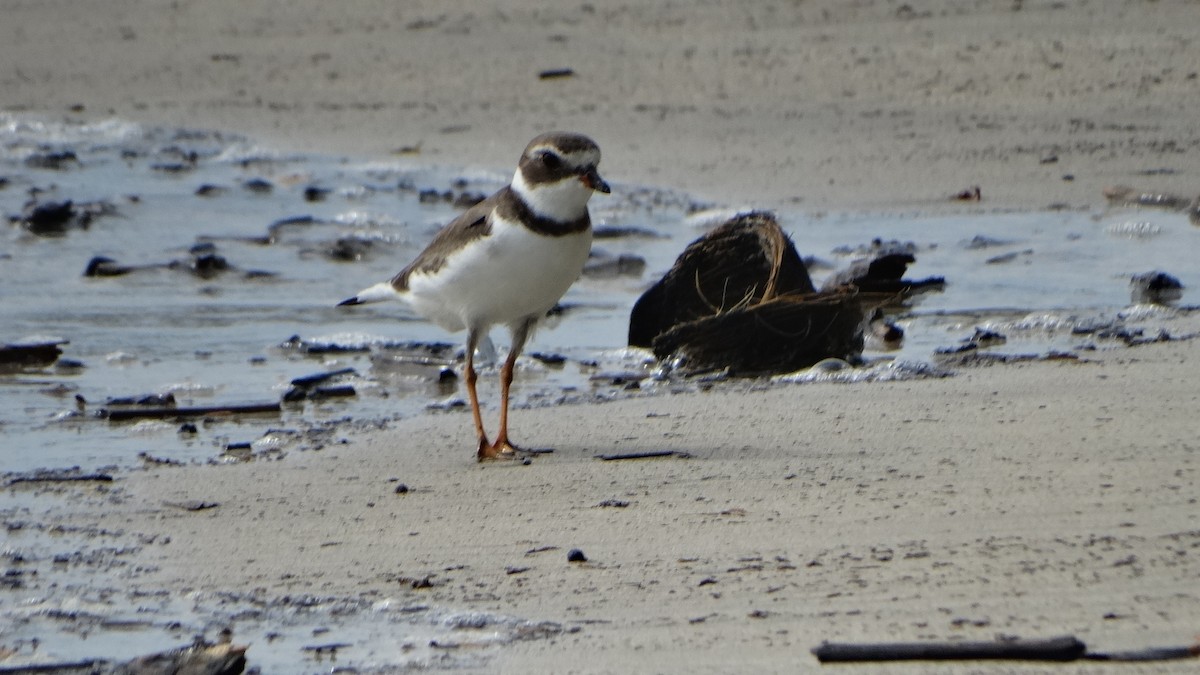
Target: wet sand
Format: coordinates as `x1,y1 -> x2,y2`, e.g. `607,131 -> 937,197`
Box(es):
4,0 -> 1200,671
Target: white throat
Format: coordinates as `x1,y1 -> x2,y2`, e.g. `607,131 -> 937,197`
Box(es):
511,169 -> 594,222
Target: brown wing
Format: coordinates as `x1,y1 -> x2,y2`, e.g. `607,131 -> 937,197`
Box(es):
390,188 -> 506,291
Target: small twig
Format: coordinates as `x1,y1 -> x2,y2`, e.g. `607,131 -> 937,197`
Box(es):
6,473 -> 113,487
595,450 -> 686,461
290,367 -> 356,389
0,659 -> 108,673
105,402 -> 281,421
1086,644 -> 1200,661
812,636 -> 1086,662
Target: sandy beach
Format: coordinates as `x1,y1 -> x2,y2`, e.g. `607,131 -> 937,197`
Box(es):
4,0 -> 1199,672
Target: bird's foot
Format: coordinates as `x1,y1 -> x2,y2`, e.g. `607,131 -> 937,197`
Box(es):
477,438 -> 522,461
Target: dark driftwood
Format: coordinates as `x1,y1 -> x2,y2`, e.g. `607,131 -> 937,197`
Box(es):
629,211 -> 868,375
105,402 -> 281,421
820,251 -> 945,297
812,635 -> 1086,662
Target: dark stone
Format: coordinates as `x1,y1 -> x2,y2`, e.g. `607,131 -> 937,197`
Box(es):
304,186 -> 331,202
20,200 -> 77,235
84,256 -> 133,277
242,178 -> 274,193
567,548 -> 588,563
1130,270 -> 1183,305
23,150 -> 78,170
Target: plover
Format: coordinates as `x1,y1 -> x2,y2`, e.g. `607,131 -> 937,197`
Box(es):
339,132 -> 609,460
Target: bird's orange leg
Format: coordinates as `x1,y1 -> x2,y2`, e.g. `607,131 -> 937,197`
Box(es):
464,330 -> 491,457
479,318 -> 534,460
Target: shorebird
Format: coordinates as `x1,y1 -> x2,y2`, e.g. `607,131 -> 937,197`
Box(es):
339,132 -> 609,460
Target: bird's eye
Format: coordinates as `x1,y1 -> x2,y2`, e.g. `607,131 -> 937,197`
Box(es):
539,151 -> 562,169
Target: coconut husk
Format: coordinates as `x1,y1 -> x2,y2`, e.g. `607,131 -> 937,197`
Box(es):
629,211 -> 868,375
628,211 -> 815,348
651,289 -> 866,375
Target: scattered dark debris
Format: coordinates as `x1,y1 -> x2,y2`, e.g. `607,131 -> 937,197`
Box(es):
164,499 -> 220,511
5,469 -> 114,487
104,402 -> 281,421
1104,185 -> 1200,225
301,642 -> 352,655
0,340 -> 65,371
304,186 -> 331,202
291,367 -> 357,389
985,250 -> 1032,265
814,635 -> 1086,663
418,188 -> 445,203
280,334 -> 456,358
284,368 -> 358,402
171,252 -> 231,279
962,234 -> 1013,250
325,236 -> 375,262
453,191 -> 486,209
527,352 -> 566,366
866,309 -> 904,348
84,256 -> 138,277
589,371 -> 648,386
820,249 -> 945,298
813,634 -> 1200,663
593,225 -> 667,239
1130,270 -> 1183,305
506,566 -> 530,575
526,546 -> 559,556
24,150 -> 79,170
139,451 -> 185,466
596,499 -> 630,508
195,183 -> 227,197
114,637 -> 247,675
967,327 -> 1007,348
107,392 -> 176,407
952,186 -> 982,201
15,198 -> 117,236
583,252 -> 646,279
242,177 -> 274,194
84,245 -> 259,280
567,548 -> 588,563
311,385 -> 357,399
934,350 -> 1043,366
595,450 -> 684,461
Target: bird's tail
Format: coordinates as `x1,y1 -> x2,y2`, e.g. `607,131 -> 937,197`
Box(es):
337,282 -> 402,306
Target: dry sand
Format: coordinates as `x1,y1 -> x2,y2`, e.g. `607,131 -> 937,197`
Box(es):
4,0 -> 1200,672
4,0 -> 1200,211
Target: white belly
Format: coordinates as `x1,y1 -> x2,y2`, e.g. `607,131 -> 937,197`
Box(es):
405,217 -> 592,334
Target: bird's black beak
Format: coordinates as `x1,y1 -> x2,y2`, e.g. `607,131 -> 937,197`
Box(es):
580,167 -> 611,194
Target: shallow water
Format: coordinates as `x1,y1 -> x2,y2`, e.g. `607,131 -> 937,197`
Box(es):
4,116 -> 1198,474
